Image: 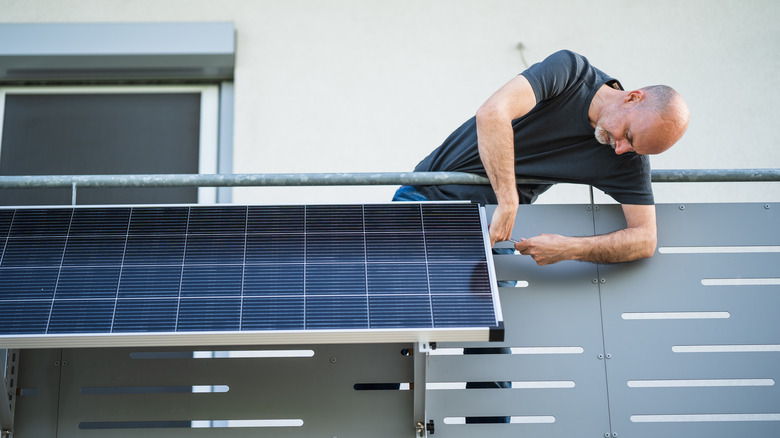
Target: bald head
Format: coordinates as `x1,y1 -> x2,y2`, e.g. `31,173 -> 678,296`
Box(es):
636,85 -> 690,154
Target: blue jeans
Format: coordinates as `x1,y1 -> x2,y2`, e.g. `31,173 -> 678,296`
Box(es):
391,185 -> 430,202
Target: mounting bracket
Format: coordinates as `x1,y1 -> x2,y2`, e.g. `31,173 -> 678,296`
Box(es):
0,349 -> 18,438
413,342 -> 435,436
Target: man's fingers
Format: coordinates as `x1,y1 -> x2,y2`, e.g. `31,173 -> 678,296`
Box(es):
488,207 -> 516,247
514,238 -> 529,252
514,238 -> 545,264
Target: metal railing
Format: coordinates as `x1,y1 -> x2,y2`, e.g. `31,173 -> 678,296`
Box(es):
0,168 -> 777,188
0,172 -> 492,189
0,169 -> 777,204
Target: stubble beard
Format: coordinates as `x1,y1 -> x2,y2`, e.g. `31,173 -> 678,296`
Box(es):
594,125 -> 615,149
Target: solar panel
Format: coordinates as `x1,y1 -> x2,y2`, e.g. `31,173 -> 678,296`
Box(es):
0,203 -> 503,348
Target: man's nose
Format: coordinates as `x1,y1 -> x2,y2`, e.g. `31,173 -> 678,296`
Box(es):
614,140 -> 633,155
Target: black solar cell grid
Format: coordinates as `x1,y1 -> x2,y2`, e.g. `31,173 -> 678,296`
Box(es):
0,203 -> 500,340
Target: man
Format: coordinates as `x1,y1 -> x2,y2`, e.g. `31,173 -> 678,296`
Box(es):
395,50 -> 690,265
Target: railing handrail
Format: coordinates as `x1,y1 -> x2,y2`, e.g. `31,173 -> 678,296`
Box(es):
0,169 -> 778,189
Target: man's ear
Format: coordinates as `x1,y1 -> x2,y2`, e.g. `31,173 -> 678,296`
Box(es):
625,90 -> 645,104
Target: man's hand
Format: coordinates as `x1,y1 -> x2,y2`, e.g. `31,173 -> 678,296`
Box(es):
488,203 -> 518,247
514,234 -> 577,266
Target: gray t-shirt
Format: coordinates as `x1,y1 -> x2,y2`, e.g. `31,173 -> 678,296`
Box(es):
413,50 -> 654,205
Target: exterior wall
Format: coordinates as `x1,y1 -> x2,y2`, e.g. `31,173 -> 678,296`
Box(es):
1,0 -> 778,205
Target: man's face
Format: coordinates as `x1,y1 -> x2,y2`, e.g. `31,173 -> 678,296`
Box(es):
594,88 -> 689,156
594,107 -> 666,156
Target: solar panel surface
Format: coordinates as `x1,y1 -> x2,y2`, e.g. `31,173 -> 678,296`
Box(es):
0,203 -> 503,347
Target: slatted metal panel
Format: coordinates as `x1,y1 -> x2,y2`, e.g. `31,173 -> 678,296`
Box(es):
427,203 -> 779,437
14,344 -> 414,438
428,204 -> 611,437
597,203 -> 780,437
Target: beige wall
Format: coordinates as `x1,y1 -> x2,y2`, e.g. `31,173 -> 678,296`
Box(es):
2,0 -> 778,204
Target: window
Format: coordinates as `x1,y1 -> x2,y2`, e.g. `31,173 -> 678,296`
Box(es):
0,85 -> 219,205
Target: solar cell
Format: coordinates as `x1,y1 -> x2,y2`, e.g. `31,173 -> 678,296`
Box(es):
0,210 -> 12,237
0,203 -> 503,348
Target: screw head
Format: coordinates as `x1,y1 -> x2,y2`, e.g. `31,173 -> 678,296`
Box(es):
679,205 -> 686,210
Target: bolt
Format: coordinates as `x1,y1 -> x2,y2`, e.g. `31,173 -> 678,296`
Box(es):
586,206 -> 592,211
765,204 -> 771,210
54,361 -> 60,367
592,278 -> 598,284
600,278 -> 606,284
613,433 -> 618,437
679,205 -> 685,210
594,206 -> 600,211
606,354 -> 612,359
597,354 -> 604,360
330,357 -> 337,364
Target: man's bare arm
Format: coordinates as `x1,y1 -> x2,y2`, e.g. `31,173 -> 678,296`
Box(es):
514,204 -> 658,265
476,75 -> 537,247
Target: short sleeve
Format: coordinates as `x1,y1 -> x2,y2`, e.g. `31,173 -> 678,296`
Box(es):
521,50 -> 584,103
